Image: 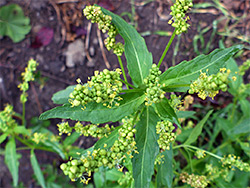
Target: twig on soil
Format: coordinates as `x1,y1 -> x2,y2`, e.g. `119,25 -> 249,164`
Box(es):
40,71 -> 74,85
49,0 -> 66,46
156,0 -> 171,21
85,22 -> 93,62
55,0 -> 80,4
97,29 -> 110,69
30,83 -> 43,114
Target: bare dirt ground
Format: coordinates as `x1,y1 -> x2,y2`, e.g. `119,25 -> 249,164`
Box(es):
0,0 -> 249,187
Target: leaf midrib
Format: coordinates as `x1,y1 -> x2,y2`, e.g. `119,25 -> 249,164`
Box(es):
141,106 -> 149,185
61,94 -> 144,114
164,48 -> 235,85
114,20 -> 144,84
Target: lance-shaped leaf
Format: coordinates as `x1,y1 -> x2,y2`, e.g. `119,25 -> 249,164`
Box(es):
101,7 -> 153,87
94,126 -> 120,149
219,41 -> 243,96
154,98 -> 180,128
160,45 -> 243,92
30,150 -> 46,188
5,137 -> 19,186
132,106 -> 160,188
52,85 -> 76,104
40,93 -> 145,124
156,145 -> 173,188
184,110 -> 213,145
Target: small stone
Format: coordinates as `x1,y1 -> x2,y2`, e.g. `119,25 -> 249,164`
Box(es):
65,39 -> 86,68
86,59 -> 96,67
36,54 -> 44,64
89,46 -> 95,56
0,0 -> 6,6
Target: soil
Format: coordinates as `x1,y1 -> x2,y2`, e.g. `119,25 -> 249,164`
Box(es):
0,0 -> 249,187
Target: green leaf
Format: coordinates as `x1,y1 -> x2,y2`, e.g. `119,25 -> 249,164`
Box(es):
101,7 -> 153,87
13,126 -> 31,136
239,99 -> 250,118
219,41 -> 243,95
42,140 -> 65,159
94,126 -> 120,149
0,4 -> 31,42
154,98 -> 180,127
132,106 -> 160,188
184,110 -> 213,145
40,93 -> 145,124
94,170 -> 105,188
156,145 -> 173,188
239,142 -> 250,158
159,45 -> 243,92
228,118 -> 250,136
176,111 -> 196,118
36,128 -> 66,159
63,132 -> 80,146
0,133 -> 8,144
30,150 -> 46,188
5,137 -> 19,186
52,85 -> 76,104
106,168 -> 123,181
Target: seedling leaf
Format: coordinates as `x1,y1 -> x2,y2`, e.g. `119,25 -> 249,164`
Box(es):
0,4 -> 31,42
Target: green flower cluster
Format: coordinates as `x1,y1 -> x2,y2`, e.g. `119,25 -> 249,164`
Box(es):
60,116 -> 137,184
0,104 -> 18,132
57,121 -> 114,139
205,164 -> 230,182
74,122 -> 114,138
110,117 -> 137,157
144,64 -> 166,106
168,0 -> 193,35
189,68 -> 234,100
32,132 -> 47,144
156,120 -> 176,151
118,171 -> 134,186
239,59 -> 250,76
83,5 -> 124,56
57,122 -> 72,136
180,172 -> 209,188
206,154 -> 250,182
169,94 -> 182,111
69,69 -> 123,109
154,153 -> 164,165
195,150 -> 206,159
221,154 -> 250,172
18,59 -> 38,103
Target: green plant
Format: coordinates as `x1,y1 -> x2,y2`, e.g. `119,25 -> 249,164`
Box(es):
0,4 -> 31,42
0,59 -> 81,187
39,1 -> 249,187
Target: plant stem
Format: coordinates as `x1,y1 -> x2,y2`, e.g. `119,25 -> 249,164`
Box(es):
117,56 -> 129,89
15,135 -> 56,153
158,28 -> 177,68
131,0 -> 137,28
120,79 -> 135,89
22,101 -> 26,126
173,144 -> 222,160
229,97 -> 237,122
120,88 -> 143,93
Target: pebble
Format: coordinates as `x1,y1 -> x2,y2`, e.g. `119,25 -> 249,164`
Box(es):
86,59 -> 96,67
65,39 -> 86,68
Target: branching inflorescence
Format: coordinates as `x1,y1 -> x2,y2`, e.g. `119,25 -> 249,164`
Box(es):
83,5 -> 124,56
144,64 -> 166,106
60,116 -> 137,184
69,69 -> 123,109
189,68 -> 236,100
168,0 -> 193,35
